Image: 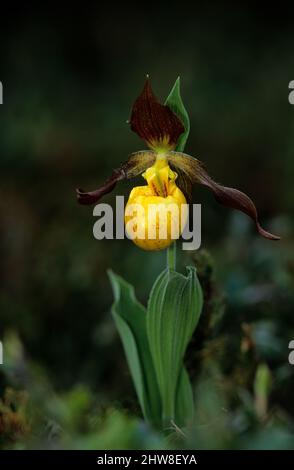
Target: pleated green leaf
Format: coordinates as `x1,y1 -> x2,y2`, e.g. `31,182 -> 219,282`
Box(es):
165,77 -> 190,152
147,266 -> 203,425
175,367 -> 195,427
108,270 -> 161,428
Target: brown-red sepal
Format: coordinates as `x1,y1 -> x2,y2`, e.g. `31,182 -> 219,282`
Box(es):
76,151 -> 156,205
168,151 -> 280,241
130,79 -> 185,150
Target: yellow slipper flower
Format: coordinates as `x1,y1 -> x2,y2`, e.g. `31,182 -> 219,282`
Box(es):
77,79 -> 280,246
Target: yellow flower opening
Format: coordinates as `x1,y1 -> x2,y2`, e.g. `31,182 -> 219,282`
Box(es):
125,156 -> 187,251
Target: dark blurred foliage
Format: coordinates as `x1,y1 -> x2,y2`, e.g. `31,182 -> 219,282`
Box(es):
0,3 -> 293,449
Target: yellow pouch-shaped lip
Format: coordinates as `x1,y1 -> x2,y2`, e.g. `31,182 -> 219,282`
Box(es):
125,159 -> 187,251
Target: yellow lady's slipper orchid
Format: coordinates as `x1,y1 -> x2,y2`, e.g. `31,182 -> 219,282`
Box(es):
77,78 -> 280,243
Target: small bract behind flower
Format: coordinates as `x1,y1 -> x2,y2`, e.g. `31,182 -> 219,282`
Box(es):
125,158 -> 187,250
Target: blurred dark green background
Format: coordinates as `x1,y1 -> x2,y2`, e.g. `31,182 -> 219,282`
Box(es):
0,3 -> 293,449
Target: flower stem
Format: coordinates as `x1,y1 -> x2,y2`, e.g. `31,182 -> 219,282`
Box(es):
167,242 -> 176,271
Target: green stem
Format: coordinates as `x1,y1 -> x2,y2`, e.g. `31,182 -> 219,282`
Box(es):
167,242 -> 176,271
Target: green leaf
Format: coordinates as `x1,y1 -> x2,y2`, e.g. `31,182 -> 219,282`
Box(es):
254,363 -> 272,419
147,266 -> 203,425
108,270 -> 161,428
165,77 -> 190,152
175,367 -> 194,428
